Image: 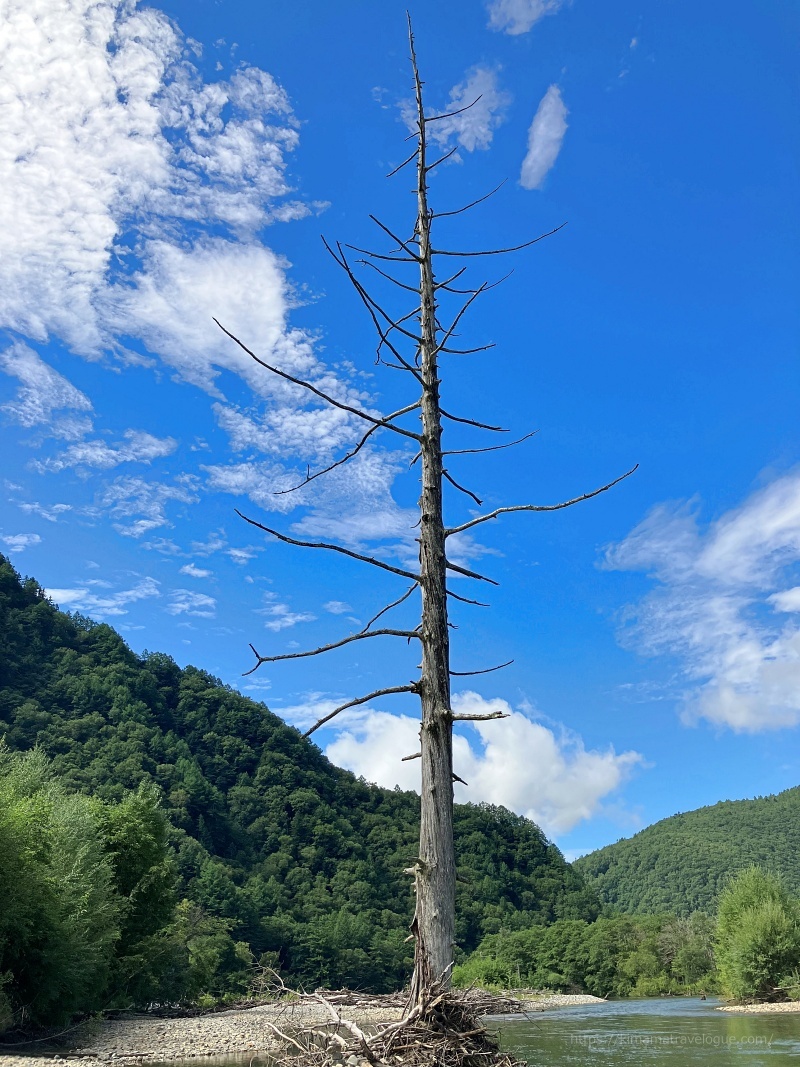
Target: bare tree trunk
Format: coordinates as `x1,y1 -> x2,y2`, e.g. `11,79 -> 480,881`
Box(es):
219,17 -> 637,1020
409,50 -> 455,1002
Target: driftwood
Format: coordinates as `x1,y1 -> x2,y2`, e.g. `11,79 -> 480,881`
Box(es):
263,980 -> 527,1067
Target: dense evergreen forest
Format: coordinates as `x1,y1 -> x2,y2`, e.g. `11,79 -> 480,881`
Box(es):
574,788 -> 800,915
0,555 -> 598,1026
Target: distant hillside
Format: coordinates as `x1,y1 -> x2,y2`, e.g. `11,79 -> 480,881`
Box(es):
0,555 -> 599,994
574,787 -> 800,915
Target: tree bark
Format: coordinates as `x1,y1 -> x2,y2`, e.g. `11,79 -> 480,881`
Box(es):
409,52 -> 456,1004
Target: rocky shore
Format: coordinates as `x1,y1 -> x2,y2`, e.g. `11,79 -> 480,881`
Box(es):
0,993 -> 604,1067
717,1001 -> 800,1014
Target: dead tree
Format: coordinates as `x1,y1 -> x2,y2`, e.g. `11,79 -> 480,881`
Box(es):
217,21 -> 636,1011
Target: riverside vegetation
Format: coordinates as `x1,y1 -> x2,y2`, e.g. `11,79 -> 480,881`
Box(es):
1,554 -> 800,1033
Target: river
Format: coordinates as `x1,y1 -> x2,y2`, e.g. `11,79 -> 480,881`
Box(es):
496,998 -> 799,1065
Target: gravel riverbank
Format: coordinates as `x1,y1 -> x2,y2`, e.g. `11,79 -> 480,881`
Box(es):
0,993 -> 604,1067
717,1001 -> 800,1014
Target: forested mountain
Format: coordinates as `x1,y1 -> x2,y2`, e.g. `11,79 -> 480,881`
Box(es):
0,555 -> 598,1013
575,787 -> 800,915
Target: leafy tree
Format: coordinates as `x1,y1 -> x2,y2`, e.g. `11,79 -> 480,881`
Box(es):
715,866 -> 800,1000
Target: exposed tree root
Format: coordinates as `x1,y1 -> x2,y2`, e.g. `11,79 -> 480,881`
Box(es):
264,979 -> 526,1067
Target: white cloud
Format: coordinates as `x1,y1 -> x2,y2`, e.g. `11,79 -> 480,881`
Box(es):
0,0 -> 306,359
180,563 -> 212,578
606,471 -> 800,732
770,587 -> 800,613
324,600 -> 352,614
166,588 -> 216,617
487,0 -> 565,36
0,343 -> 93,440
1,532 -> 42,554
520,85 -> 568,190
100,475 -> 199,537
404,67 -> 510,156
18,502 -> 72,522
256,591 -> 315,631
35,429 -> 177,473
45,575 -> 160,616
285,691 -> 640,837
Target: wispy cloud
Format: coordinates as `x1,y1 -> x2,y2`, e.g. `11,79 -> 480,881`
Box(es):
1,532 -> 42,554
0,344 -> 93,440
606,471 -> 800,732
34,430 -> 177,474
402,67 -> 510,156
256,591 -> 315,632
18,502 -> 72,522
45,576 -> 160,617
487,0 -> 565,36
283,691 -> 640,836
166,589 -> 216,617
520,85 -> 568,190
180,563 -> 213,579
100,475 -> 199,537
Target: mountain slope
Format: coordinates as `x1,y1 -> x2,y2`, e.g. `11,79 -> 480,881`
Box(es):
574,788 -> 800,915
0,555 -> 599,992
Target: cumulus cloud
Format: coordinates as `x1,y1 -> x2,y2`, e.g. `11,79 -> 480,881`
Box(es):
487,0 -> 565,36
45,575 -> 160,616
284,692 -> 640,837
520,85 -> 568,190
605,471 -> 800,732
0,0 -> 308,358
1,532 -> 42,554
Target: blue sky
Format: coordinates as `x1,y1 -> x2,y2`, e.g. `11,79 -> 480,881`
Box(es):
1,0 -> 798,857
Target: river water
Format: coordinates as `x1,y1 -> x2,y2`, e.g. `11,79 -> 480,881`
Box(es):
495,998 -> 799,1066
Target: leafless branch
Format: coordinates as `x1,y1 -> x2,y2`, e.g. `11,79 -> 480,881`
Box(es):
451,711 -> 509,722
304,684 -> 420,737
445,559 -> 499,586
446,589 -> 489,607
435,283 -> 489,354
235,509 -> 421,582
425,96 -> 482,124
427,145 -> 459,172
276,401 -> 421,495
433,221 -> 567,257
246,628 -> 420,675
214,319 -> 420,442
438,342 -> 497,356
432,180 -> 507,219
450,660 -> 513,677
345,242 -> 418,263
386,148 -> 419,178
402,751 -> 422,762
369,214 -> 421,259
361,582 -> 418,632
452,771 -> 469,786
437,269 -> 514,296
434,266 -> 469,291
445,464 -> 640,537
443,430 -> 538,457
443,469 -> 483,507
360,258 -> 421,293
439,406 -> 508,432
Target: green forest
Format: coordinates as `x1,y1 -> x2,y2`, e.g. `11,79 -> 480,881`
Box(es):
574,787 -> 800,914
3,554 -> 800,1032
0,555 -> 596,1028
